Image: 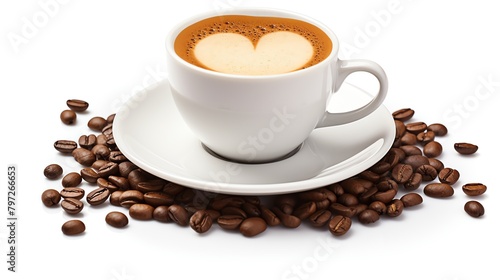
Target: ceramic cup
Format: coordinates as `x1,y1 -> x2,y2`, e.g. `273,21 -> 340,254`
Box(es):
165,8 -> 388,163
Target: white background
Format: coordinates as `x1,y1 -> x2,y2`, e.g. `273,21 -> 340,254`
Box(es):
1,0 -> 499,279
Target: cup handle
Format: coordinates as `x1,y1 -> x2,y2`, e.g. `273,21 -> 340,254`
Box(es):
316,59 -> 388,127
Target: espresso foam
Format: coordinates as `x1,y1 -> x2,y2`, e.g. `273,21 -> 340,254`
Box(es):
174,15 -> 333,75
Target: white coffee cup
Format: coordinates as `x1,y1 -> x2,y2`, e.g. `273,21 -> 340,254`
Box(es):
165,8 -> 388,163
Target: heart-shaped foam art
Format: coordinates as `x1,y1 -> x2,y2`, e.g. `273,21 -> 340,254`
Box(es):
194,31 -> 314,75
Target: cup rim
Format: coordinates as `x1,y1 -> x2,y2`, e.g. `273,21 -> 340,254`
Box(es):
165,8 -> 340,79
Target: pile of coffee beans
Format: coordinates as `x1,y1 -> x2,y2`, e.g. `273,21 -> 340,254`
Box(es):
43,101 -> 486,237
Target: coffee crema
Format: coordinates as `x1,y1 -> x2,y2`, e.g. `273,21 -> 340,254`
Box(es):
174,15 -> 333,75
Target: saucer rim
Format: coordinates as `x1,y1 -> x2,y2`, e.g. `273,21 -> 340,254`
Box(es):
113,79 -> 395,195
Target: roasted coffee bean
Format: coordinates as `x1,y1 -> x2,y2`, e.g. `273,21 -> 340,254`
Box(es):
371,189 -> 397,204
340,178 -> 373,195
401,132 -> 417,145
80,169 -> 98,185
175,188 -> 195,204
97,162 -> 119,178
108,176 -> 130,191
427,123 -> 448,136
329,203 -> 357,217
358,170 -> 381,182
109,150 -> 127,163
91,144 -> 110,160
205,209 -> 221,221
242,202 -> 261,217
153,206 -> 170,222
462,183 -> 487,196
128,169 -> 155,190
464,201 -> 484,218
137,179 -> 165,193
217,215 -> 244,230
107,113 -> 116,123
190,210 -> 213,233
119,190 -> 144,208
62,172 -> 82,188
272,207 -> 301,228
259,205 -> 280,226
405,121 -> 427,134
86,187 -> 110,205
352,204 -> 368,215
416,131 -> 435,145
386,199 -> 404,217
167,204 -> 189,226
308,209 -> 332,227
61,220 -> 85,235
61,198 -> 84,214
400,193 -> 423,207
60,109 -> 77,125
162,182 -> 185,195
394,120 -> 406,139
72,148 -> 96,166
375,179 -> 398,192
392,108 -> 414,122
97,178 -> 118,192
66,99 -> 89,112
328,215 -> 351,236
91,160 -> 108,170
105,211 -> 128,228
438,168 -> 460,185
102,123 -> 113,137
368,201 -> 387,215
428,158 -> 444,172
327,183 -> 344,196
240,217 -> 267,237
144,192 -> 174,207
400,145 -> 422,156
88,116 -> 107,132
403,155 -> 429,170
423,141 -> 442,158
129,203 -> 154,220
357,209 -> 380,224
337,193 -> 359,207
220,206 -> 247,218
391,163 -> 413,184
54,140 -> 77,153
415,164 -> 438,181
78,134 -> 97,150
41,189 -> 61,207
369,161 -> 391,174
96,134 -> 107,145
424,183 -> 454,198
358,186 -> 378,204
292,201 -> 317,220
118,161 -> 138,177
60,187 -> 85,200
454,142 -> 478,155
298,189 -> 329,201
110,190 -> 123,206
44,164 -> 63,179
403,173 -> 422,191
274,195 -> 297,215
105,134 -> 116,146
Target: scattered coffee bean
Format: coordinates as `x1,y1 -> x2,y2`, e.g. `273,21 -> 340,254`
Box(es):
308,210 -> 332,227
454,142 -> 478,155
438,168 -> 460,185
61,220 -> 85,235
61,172 -> 82,188
88,116 -> 108,131
153,206 -> 170,222
424,183 -> 454,198
368,201 -> 386,215
428,158 -> 444,172
129,203 -> 154,220
391,163 -> 413,184
392,108 -> 414,122
61,198 -> 84,214
106,211 -> 129,228
66,99 -> 89,112
190,210 -> 213,233
328,215 -> 351,236
60,109 -> 77,125
218,215 -> 244,230
109,191 -> 124,206
119,190 -> 144,208
54,140 -> 77,153
80,167 -> 99,183
78,134 -> 97,150
240,217 -> 267,237
415,164 -> 438,181
462,183 -> 487,196
167,204 -> 189,226
44,164 -> 63,179
41,189 -> 61,207
60,187 -> 85,200
357,209 -> 380,224
386,199 -> 404,217
464,201 -> 485,218
423,141 -> 443,158
107,113 -> 116,123
72,148 -> 96,166
427,123 -> 448,136
406,121 -> 427,134
86,187 -> 110,206
400,193 -> 423,207
417,131 -> 435,145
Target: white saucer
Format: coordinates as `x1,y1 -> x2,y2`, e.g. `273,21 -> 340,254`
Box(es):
113,79 -> 395,195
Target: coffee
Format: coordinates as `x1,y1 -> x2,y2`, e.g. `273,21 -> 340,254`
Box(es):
174,15 -> 332,75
